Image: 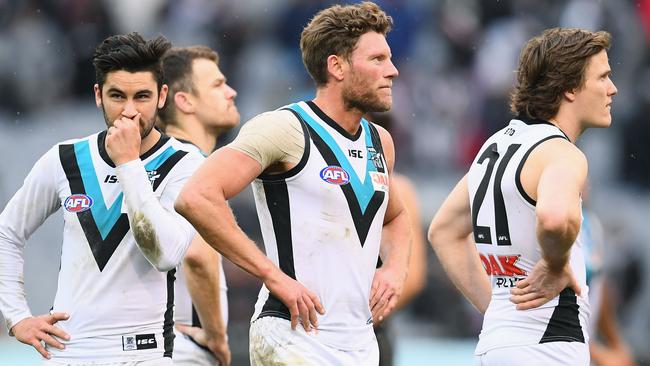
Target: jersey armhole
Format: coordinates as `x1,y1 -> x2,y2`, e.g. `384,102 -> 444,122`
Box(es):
257,108 -> 311,182
515,135 -> 568,207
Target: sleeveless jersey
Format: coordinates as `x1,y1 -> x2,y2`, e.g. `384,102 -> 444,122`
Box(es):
250,101 -> 390,351
172,140 -> 229,332
0,131 -> 203,362
467,117 -> 590,354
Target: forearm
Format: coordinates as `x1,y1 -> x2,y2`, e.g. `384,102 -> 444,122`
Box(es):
117,160 -> 193,271
176,193 -> 277,282
536,214 -> 580,271
183,242 -> 226,337
431,235 -> 491,313
380,210 -> 411,274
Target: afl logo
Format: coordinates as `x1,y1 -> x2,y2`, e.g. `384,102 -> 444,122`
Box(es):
64,194 -> 93,213
320,166 -> 350,185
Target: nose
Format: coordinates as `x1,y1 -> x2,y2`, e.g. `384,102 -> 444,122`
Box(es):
122,100 -> 138,118
609,79 -> 617,96
386,59 -> 399,79
226,84 -> 237,100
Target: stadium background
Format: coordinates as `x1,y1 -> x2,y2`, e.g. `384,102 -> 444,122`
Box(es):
0,0 -> 649,364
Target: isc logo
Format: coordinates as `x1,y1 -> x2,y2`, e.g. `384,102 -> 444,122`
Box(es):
64,194 -> 93,213
320,166 -> 350,185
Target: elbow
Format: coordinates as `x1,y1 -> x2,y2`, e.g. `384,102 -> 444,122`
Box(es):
536,208 -> 581,239
183,240 -> 217,269
174,190 -> 194,218
427,222 -> 440,249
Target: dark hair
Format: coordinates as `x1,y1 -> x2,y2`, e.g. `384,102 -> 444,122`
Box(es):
510,28 -> 611,121
92,32 -> 171,90
300,1 -> 392,86
158,46 -> 219,128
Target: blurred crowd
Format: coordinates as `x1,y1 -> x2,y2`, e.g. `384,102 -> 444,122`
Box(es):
1,0 -> 649,364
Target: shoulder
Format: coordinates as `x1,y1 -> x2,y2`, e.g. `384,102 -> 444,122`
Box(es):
240,109 -> 301,134
534,137 -> 587,169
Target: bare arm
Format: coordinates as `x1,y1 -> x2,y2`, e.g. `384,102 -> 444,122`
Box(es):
392,175 -> 427,310
511,139 -> 586,309
177,235 -> 230,365
428,175 -> 491,314
175,147 -> 324,331
369,125 -> 412,322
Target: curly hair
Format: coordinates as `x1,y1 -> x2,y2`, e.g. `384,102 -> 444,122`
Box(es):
510,28 -> 611,121
300,1 -> 392,86
92,32 -> 171,90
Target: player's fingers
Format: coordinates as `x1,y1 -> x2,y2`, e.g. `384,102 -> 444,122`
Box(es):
510,291 -> 541,304
516,297 -> 549,310
515,278 -> 530,289
381,295 -> 398,321
296,298 -> 311,332
44,324 -> 70,341
40,331 -> 65,350
289,302 -> 299,331
47,312 -> 70,324
307,291 -> 325,315
568,276 -> 582,297
509,286 -> 532,296
303,294 -> 319,330
176,324 -> 199,339
370,284 -> 387,309
30,339 -> 50,359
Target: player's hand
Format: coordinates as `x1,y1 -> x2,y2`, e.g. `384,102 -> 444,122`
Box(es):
510,259 -> 581,310
176,324 -> 231,365
369,265 -> 406,324
105,114 -> 142,165
11,312 -> 70,359
264,269 -> 325,332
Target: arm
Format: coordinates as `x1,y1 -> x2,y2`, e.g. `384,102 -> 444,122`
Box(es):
392,175 -> 427,310
107,116 -> 195,271
510,139 -> 585,309
0,147 -> 70,358
428,175 -> 491,314
175,119 -> 324,331
176,235 -> 230,365
369,126 -> 412,322
590,284 -> 636,366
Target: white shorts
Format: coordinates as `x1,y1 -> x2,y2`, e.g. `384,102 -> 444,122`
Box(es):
172,327 -> 219,366
250,316 -> 379,366
475,342 -> 589,366
42,358 -> 172,366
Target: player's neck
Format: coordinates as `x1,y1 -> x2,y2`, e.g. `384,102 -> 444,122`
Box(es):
549,111 -> 584,143
165,119 -> 217,155
313,90 -> 363,136
140,128 -> 162,155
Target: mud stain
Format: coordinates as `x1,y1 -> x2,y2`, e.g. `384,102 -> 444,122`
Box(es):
131,211 -> 160,263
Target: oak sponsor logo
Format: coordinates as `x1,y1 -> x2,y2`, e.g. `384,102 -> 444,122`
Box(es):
480,253 -> 527,288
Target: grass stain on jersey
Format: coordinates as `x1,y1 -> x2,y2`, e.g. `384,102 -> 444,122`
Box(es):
131,211 -> 160,263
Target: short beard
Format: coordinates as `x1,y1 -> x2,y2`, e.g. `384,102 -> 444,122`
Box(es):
101,105 -> 157,139
342,80 -> 391,114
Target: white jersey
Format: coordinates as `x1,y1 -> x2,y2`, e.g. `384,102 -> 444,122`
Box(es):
172,140 -> 229,360
0,131 -> 203,363
251,101 -> 390,351
468,117 -> 590,354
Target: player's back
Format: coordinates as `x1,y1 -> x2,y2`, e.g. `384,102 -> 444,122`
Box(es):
467,117 -> 589,354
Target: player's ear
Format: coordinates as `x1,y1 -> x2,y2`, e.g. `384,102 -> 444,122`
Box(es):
174,91 -> 194,114
94,84 -> 102,108
158,84 -> 169,109
327,55 -> 346,82
564,88 -> 577,102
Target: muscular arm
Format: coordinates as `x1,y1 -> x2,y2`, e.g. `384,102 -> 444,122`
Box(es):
428,175 -> 491,314
369,125 -> 412,321
175,114 -> 324,331
511,138 -> 586,309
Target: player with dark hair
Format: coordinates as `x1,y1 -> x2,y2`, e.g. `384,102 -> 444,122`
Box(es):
0,32 -> 203,364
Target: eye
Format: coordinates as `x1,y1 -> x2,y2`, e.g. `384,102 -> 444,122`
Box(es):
110,94 -> 124,100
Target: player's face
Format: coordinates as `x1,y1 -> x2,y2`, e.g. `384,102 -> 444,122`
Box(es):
342,31 -> 398,113
190,58 -> 240,131
573,49 -> 617,128
94,70 -> 168,139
